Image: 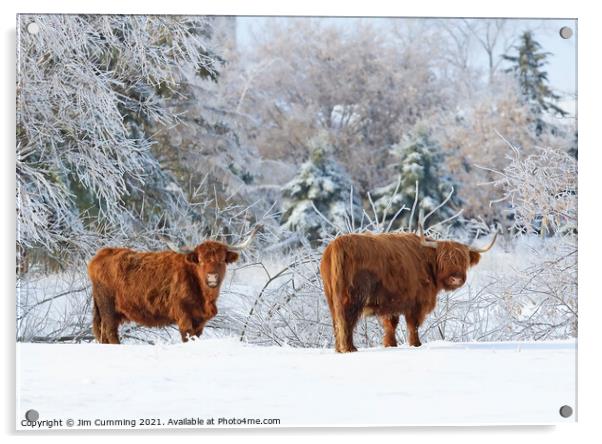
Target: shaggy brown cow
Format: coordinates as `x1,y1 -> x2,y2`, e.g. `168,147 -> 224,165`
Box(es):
88,227 -> 260,344
320,227 -> 496,352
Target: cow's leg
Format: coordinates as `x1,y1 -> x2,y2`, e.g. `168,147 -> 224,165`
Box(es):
101,317 -> 120,344
342,304 -> 362,352
99,322 -> 108,344
334,293 -> 361,353
323,286 -> 340,350
91,283 -> 114,344
332,314 -> 345,353
91,288 -> 102,343
326,293 -> 345,352
405,309 -> 424,347
192,318 -> 207,338
172,300 -> 197,342
331,317 -> 341,352
176,316 -> 195,343
95,292 -> 120,344
178,323 -> 194,343
380,314 -> 399,347
102,309 -> 121,345
405,317 -> 421,347
329,308 -> 343,352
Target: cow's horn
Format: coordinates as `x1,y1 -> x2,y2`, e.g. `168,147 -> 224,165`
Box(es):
227,225 -> 262,252
166,241 -> 194,255
418,222 -> 438,249
469,231 -> 498,253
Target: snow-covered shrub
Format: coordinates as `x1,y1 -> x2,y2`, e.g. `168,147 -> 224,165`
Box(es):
232,249 -> 329,347
420,143 -> 578,342
487,144 -> 577,236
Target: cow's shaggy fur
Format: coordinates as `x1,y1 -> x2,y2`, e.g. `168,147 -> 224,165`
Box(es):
88,241 -> 239,344
320,232 -> 485,352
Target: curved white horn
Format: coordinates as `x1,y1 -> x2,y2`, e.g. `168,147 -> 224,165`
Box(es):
469,231 -> 498,253
227,225 -> 262,252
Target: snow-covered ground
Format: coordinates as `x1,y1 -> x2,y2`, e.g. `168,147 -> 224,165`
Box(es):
16,338 -> 576,429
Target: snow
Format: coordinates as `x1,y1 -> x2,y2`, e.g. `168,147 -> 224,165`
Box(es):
16,338 -> 576,428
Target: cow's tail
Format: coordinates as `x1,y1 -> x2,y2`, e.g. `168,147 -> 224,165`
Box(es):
323,241 -> 351,350
328,242 -> 347,305
91,288 -> 102,342
322,241 -> 349,316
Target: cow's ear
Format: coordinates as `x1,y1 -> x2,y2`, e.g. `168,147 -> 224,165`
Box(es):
469,251 -> 481,266
225,250 -> 239,264
186,251 -> 199,264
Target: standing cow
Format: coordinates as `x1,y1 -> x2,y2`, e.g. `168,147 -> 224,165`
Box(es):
320,227 -> 496,352
88,227 -> 260,344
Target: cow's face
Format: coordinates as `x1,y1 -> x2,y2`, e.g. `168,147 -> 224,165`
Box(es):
434,241 -> 481,291
188,241 -> 239,288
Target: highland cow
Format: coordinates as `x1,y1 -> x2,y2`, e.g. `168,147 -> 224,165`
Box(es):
320,226 -> 496,352
88,227 -> 260,344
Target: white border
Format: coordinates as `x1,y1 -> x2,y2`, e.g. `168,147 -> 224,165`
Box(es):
0,0 -> 584,18
3,1 -> 599,443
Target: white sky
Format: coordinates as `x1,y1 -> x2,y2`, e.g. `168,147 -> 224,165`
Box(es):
236,17 -> 577,97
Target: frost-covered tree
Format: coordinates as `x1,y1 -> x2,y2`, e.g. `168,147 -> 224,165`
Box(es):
372,129 -> 461,230
433,82 -> 535,221
16,15 -> 220,269
502,31 -> 567,135
439,19 -> 520,85
233,19 -> 451,191
281,137 -> 361,244
150,39 -> 264,237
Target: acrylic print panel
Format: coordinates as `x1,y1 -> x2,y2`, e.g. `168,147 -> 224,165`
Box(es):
16,14 -> 577,429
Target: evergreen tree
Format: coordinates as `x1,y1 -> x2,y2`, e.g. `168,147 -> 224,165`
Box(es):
281,136 -> 361,244
16,15 -> 221,267
78,17 -> 225,232
372,129 -> 461,230
502,31 -> 567,135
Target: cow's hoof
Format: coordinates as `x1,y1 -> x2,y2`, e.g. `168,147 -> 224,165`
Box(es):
336,346 -> 358,353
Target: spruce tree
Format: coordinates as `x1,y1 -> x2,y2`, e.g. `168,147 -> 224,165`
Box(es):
372,129 -> 461,231
281,136 -> 361,244
503,31 -> 567,135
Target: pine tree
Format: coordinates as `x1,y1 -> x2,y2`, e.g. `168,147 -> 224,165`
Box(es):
281,136 -> 361,244
502,31 -> 567,135
372,129 -> 461,231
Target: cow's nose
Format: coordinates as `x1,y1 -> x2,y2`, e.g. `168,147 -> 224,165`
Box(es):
207,273 -> 219,284
449,276 -> 463,286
